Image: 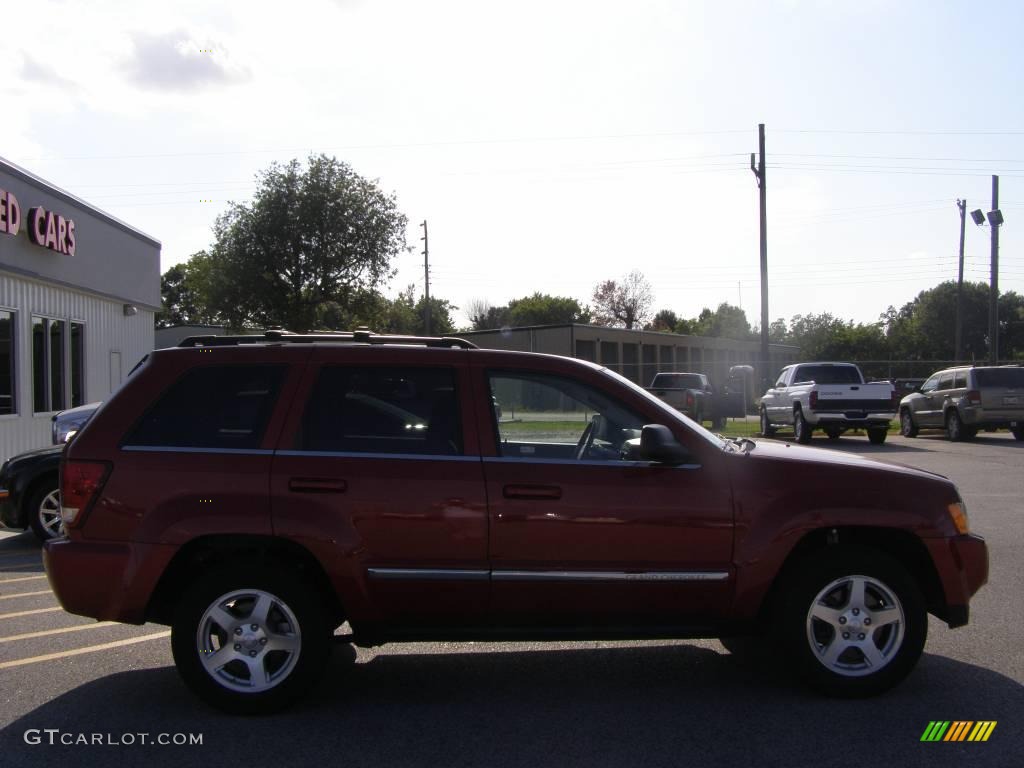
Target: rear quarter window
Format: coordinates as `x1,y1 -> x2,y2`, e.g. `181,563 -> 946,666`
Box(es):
123,365 -> 287,450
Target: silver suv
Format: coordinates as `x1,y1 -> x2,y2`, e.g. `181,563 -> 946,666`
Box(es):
899,365 -> 1024,441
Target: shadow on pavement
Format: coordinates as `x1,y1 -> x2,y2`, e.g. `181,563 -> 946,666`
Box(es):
1,643 -> 1020,768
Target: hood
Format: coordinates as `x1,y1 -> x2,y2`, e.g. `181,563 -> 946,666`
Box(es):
747,438 -> 949,483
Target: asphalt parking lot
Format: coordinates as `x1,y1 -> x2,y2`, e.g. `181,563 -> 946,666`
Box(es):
0,433 -> 1021,767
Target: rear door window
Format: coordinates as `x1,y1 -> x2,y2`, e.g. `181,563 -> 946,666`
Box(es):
124,365 -> 287,449
936,373 -> 954,391
297,366 -> 462,456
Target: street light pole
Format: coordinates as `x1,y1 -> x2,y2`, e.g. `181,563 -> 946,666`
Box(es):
989,176 -> 999,365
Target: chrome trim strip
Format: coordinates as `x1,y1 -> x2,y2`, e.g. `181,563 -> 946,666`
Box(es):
276,450 -> 480,462
121,445 -> 274,455
492,570 -> 729,582
483,457 -> 701,469
367,568 -> 490,581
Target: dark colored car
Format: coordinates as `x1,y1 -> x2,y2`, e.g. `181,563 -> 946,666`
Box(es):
0,445 -> 64,541
51,401 -> 101,444
44,331 -> 988,714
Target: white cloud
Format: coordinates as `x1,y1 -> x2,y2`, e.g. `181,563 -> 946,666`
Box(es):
122,29 -> 251,91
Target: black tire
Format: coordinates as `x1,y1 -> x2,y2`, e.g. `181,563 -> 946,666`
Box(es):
760,407 -> 776,438
26,478 -> 63,542
867,427 -> 888,445
899,409 -> 918,438
794,408 -> 813,444
945,410 -> 966,442
778,547 -> 927,698
171,565 -> 330,715
1012,426 -> 1024,441
824,426 -> 841,441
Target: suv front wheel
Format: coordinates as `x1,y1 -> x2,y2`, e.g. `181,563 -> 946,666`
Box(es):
779,548 -> 926,697
171,566 -> 330,714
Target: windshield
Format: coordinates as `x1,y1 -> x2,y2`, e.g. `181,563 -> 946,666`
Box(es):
600,366 -> 727,449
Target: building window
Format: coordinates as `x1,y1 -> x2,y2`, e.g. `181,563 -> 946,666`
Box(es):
71,322 -> 85,407
32,316 -> 68,413
0,310 -> 14,416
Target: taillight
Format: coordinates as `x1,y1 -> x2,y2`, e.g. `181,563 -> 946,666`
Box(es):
686,391 -> 695,407
966,390 -> 982,405
891,390 -> 900,408
60,460 -> 110,529
809,391 -> 818,410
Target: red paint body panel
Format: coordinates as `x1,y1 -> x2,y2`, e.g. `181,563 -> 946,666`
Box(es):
43,342 -> 988,645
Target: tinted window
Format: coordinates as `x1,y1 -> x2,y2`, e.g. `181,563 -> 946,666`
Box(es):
952,371 -> 967,389
974,368 -> 1024,388
792,365 -> 861,385
298,366 -> 462,455
125,365 -> 286,449
936,373 -> 954,391
0,310 -> 13,416
489,371 -> 646,461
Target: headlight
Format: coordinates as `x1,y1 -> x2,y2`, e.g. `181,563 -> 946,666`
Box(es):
947,501 -> 969,534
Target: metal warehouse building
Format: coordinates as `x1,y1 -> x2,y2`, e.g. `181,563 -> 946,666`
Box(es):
1,156 -> 160,462
461,324 -> 799,388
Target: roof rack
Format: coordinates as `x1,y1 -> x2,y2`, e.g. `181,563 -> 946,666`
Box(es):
176,328 -> 478,349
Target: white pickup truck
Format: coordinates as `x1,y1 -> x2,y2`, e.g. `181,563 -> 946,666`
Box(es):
759,362 -> 897,445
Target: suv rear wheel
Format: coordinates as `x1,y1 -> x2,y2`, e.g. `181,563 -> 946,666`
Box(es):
779,548 -> 926,697
171,566 -> 330,714
945,410 -> 968,442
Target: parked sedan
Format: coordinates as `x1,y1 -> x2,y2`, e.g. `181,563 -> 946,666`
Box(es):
899,365 -> 1024,441
0,444 -> 64,541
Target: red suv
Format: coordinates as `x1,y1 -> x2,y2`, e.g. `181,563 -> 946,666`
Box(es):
44,331 -> 988,714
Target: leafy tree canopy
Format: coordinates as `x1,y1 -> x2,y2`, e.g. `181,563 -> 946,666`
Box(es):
193,154 -> 408,332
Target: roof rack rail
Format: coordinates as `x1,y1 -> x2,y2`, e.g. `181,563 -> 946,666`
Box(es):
177,328 -> 478,349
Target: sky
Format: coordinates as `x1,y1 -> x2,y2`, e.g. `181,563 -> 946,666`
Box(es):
2,0 -> 1023,331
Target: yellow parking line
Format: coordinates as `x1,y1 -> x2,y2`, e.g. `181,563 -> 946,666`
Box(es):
0,590 -> 52,601
0,621 -> 117,644
0,630 -> 171,670
0,575 -> 47,585
0,607 -> 63,620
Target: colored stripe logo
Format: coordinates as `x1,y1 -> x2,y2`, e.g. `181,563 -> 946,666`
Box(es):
921,721 -> 997,742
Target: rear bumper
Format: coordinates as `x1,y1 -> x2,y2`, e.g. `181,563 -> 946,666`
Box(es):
959,407 -> 1024,429
809,412 -> 895,428
43,537 -> 177,624
925,533 -> 989,628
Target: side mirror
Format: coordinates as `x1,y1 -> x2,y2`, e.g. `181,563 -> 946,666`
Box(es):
640,424 -> 691,465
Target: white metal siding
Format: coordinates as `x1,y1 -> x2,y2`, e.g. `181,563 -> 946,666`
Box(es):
0,272 -> 154,463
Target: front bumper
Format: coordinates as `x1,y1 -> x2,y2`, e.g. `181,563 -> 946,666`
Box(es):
43,537 -> 177,624
925,533 -> 988,628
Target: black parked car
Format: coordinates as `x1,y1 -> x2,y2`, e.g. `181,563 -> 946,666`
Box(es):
0,444 -> 64,541
0,402 -> 100,542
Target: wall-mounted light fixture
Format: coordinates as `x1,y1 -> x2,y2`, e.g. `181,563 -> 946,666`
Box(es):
123,304 -> 138,316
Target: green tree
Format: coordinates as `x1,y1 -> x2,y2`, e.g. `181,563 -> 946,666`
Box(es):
157,258 -> 214,328
507,293 -> 590,326
199,154 -> 407,331
646,309 -> 679,332
376,286 -> 456,336
691,303 -> 753,340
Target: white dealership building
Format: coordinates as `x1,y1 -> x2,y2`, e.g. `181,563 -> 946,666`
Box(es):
0,156 -> 160,463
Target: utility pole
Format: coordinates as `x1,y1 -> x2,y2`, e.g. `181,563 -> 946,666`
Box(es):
989,176 -> 999,365
420,220 -> 431,336
955,199 -> 966,362
750,123 -> 769,391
